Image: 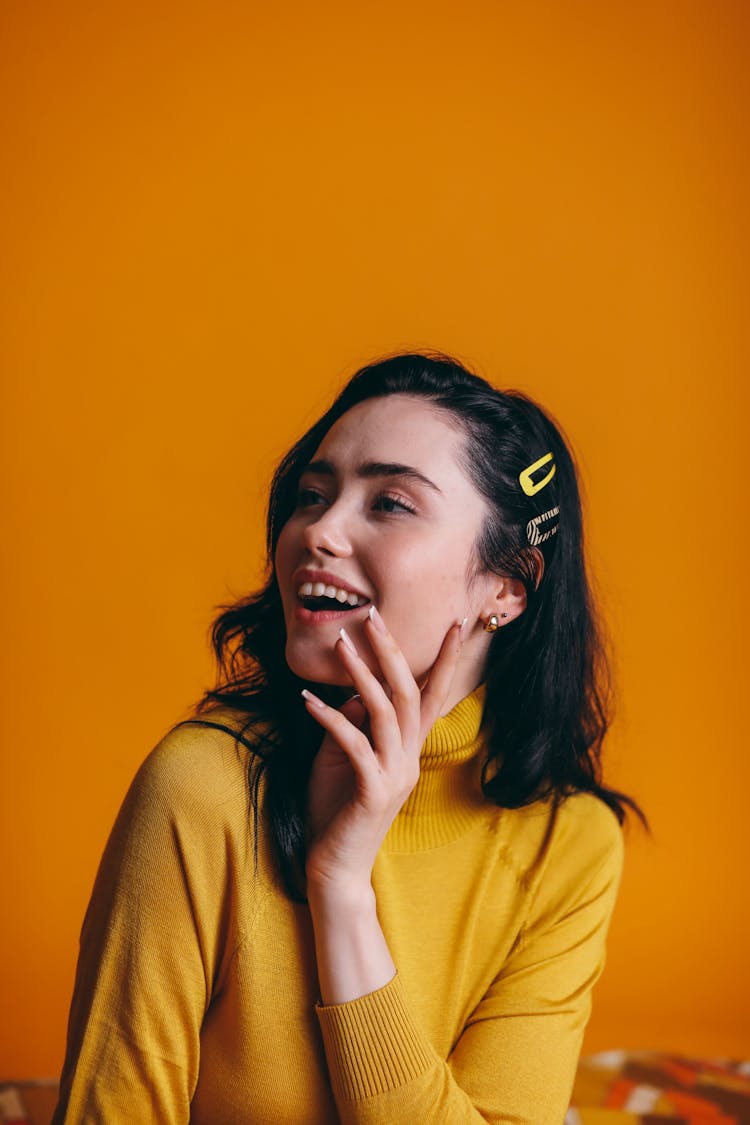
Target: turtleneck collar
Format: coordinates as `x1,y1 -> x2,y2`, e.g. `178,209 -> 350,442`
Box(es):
383,682 -> 490,852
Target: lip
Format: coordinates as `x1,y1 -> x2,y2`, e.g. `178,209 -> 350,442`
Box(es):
291,567 -> 370,601
293,603 -> 370,625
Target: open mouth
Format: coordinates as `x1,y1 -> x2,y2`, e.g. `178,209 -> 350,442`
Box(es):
296,583 -> 370,614
302,597 -> 360,613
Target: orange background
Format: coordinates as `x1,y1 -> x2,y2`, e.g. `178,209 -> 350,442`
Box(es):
2,0 -> 748,1079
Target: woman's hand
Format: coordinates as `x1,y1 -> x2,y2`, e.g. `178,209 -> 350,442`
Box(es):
302,607 -> 465,896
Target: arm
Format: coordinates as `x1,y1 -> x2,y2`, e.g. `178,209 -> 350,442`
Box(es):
52,726 -> 248,1124
302,608 -> 463,1004
447,826 -> 624,1122
301,611 -> 624,1124
314,808 -> 623,1125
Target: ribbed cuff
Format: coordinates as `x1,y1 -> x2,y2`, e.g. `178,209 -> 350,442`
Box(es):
315,973 -> 435,1102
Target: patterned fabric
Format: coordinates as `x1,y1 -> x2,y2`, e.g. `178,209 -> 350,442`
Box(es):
0,1082 -> 57,1125
567,1051 -> 750,1123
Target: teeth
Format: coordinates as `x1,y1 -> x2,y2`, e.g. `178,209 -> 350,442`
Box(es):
297,581 -> 368,607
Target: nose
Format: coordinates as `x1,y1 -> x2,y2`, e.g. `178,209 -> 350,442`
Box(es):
300,502 -> 352,557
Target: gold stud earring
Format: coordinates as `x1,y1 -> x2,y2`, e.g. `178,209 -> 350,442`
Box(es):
483,613 -> 509,632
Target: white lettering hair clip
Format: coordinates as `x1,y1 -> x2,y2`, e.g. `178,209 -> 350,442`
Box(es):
526,505 -> 560,547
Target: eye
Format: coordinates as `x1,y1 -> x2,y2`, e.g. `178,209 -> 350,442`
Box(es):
296,487 -> 327,507
373,492 -> 416,515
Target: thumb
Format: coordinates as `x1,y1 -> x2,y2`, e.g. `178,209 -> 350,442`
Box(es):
339,693 -> 367,729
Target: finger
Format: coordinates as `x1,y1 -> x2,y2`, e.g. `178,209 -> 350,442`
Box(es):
333,633 -> 402,766
418,620 -> 464,743
301,689 -> 382,782
340,694 -> 367,729
363,606 -> 422,750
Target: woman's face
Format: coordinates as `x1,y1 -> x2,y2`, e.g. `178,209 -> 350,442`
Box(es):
274,394 -> 496,688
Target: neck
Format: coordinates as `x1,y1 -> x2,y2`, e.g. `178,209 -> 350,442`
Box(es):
383,681 -> 488,851
438,648 -> 487,716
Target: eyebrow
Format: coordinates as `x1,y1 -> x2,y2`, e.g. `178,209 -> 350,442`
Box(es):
301,459 -> 443,495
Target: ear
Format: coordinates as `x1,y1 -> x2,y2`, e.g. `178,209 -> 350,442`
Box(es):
479,549 -> 541,630
485,575 -> 528,624
483,562 -> 541,625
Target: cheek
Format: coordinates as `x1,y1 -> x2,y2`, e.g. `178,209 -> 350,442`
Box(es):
392,550 -> 469,610
382,555 -> 470,666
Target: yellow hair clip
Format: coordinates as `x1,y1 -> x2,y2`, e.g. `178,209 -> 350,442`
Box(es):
519,452 -> 555,497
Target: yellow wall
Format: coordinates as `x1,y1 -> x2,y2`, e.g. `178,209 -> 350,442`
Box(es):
2,0 -> 748,1077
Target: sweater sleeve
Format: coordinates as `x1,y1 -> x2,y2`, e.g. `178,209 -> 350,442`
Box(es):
52,725 -> 251,1125
315,799 -> 625,1125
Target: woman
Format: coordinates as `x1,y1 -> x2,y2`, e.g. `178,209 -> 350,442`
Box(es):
53,351 -> 647,1124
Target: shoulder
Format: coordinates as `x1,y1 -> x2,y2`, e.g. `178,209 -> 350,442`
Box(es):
121,707 -> 272,829
87,708 -> 283,905
549,790 -> 624,868
498,791 -> 624,906
522,792 -> 625,924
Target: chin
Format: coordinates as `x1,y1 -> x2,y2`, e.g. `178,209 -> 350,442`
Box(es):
284,644 -> 354,688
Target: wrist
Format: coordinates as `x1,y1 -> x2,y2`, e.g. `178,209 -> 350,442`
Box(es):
306,880 -> 395,1006
306,875 -> 377,918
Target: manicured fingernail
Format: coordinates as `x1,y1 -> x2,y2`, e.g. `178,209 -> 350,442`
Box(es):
368,605 -> 387,634
338,626 -> 358,655
301,688 -> 326,709
458,617 -> 469,643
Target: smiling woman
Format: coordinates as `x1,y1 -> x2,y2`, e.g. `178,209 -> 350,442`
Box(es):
52,351 -> 648,1125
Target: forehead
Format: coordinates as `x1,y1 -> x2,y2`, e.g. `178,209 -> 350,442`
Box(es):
312,395 -> 466,475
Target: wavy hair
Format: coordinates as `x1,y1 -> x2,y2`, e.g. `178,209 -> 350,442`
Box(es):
183,351 -> 648,901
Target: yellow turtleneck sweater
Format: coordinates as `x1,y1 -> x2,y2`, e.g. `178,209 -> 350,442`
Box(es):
53,685 -> 624,1124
